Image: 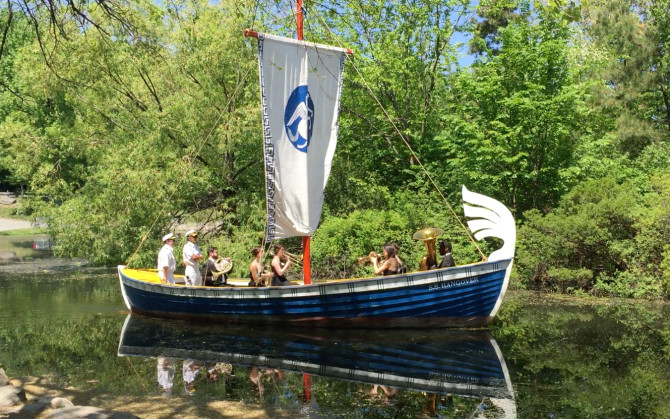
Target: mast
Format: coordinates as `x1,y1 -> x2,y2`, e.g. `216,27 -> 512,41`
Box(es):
297,0 -> 312,286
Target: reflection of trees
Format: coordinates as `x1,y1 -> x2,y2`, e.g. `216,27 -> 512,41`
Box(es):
5,274 -> 670,417
493,294 -> 670,418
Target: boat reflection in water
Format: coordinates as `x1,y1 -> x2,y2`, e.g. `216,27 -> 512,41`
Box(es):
118,315 -> 516,416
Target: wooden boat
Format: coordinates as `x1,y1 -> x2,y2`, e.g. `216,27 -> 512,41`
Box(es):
117,314 -> 516,403
118,185 -> 515,328
118,13 -> 517,328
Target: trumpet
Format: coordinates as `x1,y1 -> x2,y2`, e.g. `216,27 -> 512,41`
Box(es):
357,252 -> 380,265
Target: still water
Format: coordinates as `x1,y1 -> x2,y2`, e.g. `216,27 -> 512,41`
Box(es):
1,269 -> 670,418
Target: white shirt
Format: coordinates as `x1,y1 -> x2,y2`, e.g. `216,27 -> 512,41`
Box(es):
182,241 -> 202,268
157,244 -> 176,283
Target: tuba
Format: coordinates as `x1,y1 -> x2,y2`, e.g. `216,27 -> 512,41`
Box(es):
413,227 -> 442,271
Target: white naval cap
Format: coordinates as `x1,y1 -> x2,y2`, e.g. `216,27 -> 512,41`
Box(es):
185,229 -> 198,237
162,233 -> 175,242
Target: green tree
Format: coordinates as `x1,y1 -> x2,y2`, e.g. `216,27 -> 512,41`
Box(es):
583,0 -> 670,157
0,1 -> 265,264
315,0 -> 468,215
439,5 -> 594,216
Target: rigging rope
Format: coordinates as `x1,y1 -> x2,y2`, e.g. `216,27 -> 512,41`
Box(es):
125,63 -> 256,267
313,13 -> 486,261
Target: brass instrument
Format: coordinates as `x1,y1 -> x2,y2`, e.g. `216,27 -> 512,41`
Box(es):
413,227 -> 443,271
274,250 -> 303,266
212,257 -> 233,278
357,252 -> 380,266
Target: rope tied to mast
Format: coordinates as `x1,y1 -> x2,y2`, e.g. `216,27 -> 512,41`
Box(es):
312,13 -> 487,261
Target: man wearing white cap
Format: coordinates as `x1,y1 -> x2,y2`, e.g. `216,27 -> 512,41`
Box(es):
183,229 -> 204,286
157,233 -> 177,284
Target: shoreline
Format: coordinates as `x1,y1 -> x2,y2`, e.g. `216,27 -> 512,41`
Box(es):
2,375 -> 291,419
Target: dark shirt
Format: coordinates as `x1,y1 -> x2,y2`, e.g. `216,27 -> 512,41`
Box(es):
271,264 -> 290,286
381,260 -> 401,276
439,253 -> 455,268
248,269 -> 266,287
203,258 -> 226,286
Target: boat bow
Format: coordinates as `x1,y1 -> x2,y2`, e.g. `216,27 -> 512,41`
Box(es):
462,185 -> 516,317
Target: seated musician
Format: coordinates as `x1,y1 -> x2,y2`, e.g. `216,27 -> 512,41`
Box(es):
270,244 -> 292,286
438,240 -> 456,268
371,244 -> 401,276
203,246 -> 230,286
392,242 -> 406,274
248,246 -> 273,287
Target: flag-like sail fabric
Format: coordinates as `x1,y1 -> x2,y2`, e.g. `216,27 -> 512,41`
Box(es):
257,33 -> 347,240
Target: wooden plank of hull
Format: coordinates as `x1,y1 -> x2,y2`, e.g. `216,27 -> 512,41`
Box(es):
117,315 -> 513,398
118,259 -> 511,328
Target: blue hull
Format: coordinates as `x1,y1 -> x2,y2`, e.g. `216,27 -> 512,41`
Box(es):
119,259 -> 512,328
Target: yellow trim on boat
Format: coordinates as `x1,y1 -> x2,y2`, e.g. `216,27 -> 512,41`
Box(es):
121,268 -> 184,284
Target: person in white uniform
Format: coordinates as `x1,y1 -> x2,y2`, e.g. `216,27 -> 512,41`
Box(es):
157,233 -> 177,284
182,229 -> 204,286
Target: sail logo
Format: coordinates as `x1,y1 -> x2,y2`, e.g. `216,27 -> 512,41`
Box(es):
284,85 -> 314,153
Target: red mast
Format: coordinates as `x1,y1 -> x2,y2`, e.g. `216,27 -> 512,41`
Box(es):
297,0 -> 312,286
297,0 -> 304,41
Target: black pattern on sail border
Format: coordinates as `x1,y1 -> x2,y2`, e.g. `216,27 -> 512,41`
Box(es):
258,34 -> 277,241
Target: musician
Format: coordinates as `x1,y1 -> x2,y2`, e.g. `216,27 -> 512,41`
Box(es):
270,244 -> 291,286
392,242 -> 406,274
248,246 -> 272,287
438,240 -> 456,268
371,244 -> 401,276
419,238 -> 438,270
203,246 -> 230,286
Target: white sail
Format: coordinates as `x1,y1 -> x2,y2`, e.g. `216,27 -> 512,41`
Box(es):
257,33 -> 347,240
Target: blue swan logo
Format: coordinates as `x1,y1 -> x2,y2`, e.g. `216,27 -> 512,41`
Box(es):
284,85 -> 314,153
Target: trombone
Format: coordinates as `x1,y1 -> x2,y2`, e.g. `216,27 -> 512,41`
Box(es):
285,251 -> 303,266
273,250 -> 303,266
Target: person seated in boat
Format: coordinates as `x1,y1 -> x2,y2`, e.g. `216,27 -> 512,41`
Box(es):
203,246 -> 231,286
270,244 -> 292,286
157,233 -> 177,284
438,240 -> 455,268
182,229 -> 204,286
249,246 -> 273,287
391,242 -> 406,274
371,244 -> 401,276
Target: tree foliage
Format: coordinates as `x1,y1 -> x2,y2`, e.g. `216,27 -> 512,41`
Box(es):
0,0 -> 669,295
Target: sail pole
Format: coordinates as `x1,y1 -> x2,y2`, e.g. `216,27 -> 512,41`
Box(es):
297,0 -> 304,40
296,0 -> 312,285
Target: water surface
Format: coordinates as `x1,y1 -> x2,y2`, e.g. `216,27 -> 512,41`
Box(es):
1,271 -> 669,418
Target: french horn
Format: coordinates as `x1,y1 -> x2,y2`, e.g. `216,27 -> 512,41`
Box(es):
212,257 -> 233,278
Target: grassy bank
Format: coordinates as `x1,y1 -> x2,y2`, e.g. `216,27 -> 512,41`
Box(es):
0,228 -> 44,236
0,205 -> 29,220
